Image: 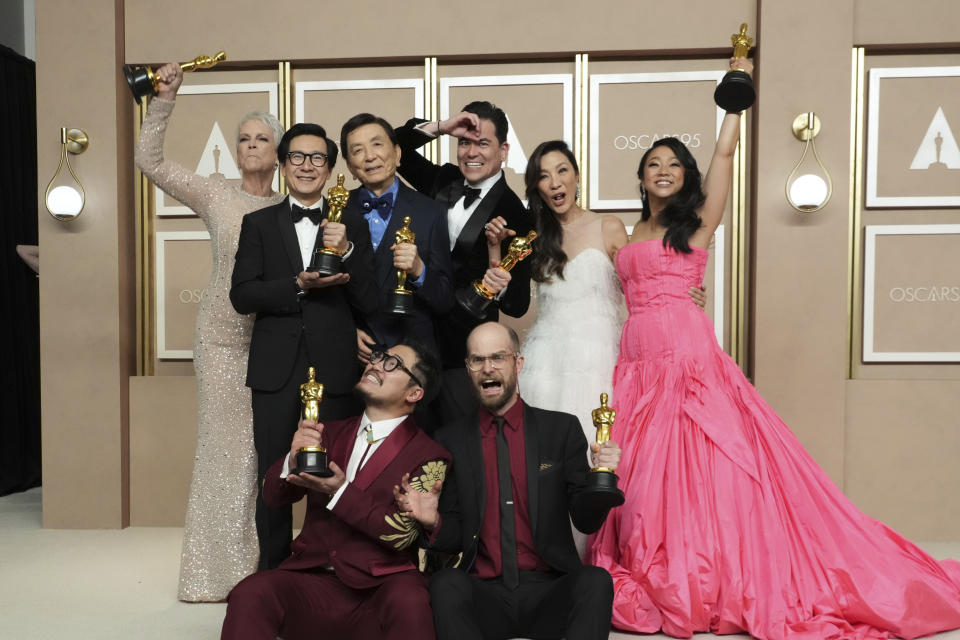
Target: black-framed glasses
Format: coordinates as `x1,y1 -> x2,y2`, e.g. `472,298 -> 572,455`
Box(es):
464,351 -> 517,372
286,151 -> 329,167
370,350 -> 423,388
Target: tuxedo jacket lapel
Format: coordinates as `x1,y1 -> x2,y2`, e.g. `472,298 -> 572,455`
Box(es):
452,175 -> 507,265
275,197 -> 304,275
330,416 -> 361,470
523,404 -> 540,539
353,417 -> 418,490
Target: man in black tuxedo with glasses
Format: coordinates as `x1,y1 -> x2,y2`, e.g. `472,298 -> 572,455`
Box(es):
231,122 -> 377,570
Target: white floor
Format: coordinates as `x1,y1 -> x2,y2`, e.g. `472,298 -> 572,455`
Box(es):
3,487 -> 960,640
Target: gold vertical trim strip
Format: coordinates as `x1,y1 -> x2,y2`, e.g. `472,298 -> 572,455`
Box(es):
424,57 -> 433,163
136,100 -> 153,375
278,61 -> 291,194
427,57 -> 439,164
848,47 -> 866,378
729,117 -> 746,365
577,54 -> 589,207
737,116 -> 747,367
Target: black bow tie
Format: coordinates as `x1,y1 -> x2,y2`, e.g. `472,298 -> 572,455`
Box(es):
291,203 -> 323,225
449,183 -> 482,208
359,193 -> 395,219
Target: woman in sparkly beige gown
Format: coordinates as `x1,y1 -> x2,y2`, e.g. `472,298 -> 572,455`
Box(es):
134,63 -> 284,602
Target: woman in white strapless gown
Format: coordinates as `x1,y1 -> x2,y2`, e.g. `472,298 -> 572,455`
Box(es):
507,141 -> 628,447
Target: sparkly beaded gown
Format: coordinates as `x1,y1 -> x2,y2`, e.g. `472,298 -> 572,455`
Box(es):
136,98 -> 282,601
586,239 -> 960,639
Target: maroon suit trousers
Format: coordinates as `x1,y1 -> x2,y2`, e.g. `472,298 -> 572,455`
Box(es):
221,568 -> 434,640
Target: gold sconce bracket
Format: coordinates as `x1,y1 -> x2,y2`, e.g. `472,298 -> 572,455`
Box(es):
64,128 -> 89,154
791,113 -> 821,141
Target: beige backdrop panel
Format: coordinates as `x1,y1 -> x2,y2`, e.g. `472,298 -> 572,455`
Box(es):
872,72 -> 960,201
129,376 -> 306,529
845,379 -> 960,540
124,0 -> 757,63
439,61 -> 575,207
293,65 -> 425,183
156,235 -> 212,358
853,52 -> 960,378
869,231 -> 960,357
154,85 -> 278,215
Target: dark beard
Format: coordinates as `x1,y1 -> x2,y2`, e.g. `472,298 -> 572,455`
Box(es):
475,377 -> 518,413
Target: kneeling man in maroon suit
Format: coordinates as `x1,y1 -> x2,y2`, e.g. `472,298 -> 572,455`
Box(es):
221,341 -> 450,640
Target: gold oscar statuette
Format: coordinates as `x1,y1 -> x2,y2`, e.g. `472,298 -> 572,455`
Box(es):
578,392 -> 625,509
388,216 -> 416,316
123,51 -> 227,104
714,23 -> 755,112
292,367 -> 334,477
310,174 -> 350,276
456,230 -> 538,319
591,393 -> 616,473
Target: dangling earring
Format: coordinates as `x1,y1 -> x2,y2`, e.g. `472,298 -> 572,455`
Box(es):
640,184 -> 647,200
575,183 -> 581,202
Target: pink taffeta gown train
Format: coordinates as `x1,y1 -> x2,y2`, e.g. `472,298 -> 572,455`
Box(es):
586,239 -> 960,640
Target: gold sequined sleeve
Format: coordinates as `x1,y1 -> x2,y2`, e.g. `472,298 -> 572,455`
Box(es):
134,97 -> 221,222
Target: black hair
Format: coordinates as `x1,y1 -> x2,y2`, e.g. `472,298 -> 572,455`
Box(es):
277,122 -> 339,167
399,340 -> 441,405
339,113 -> 398,158
461,100 -> 508,145
525,140 -> 578,282
637,137 -> 705,254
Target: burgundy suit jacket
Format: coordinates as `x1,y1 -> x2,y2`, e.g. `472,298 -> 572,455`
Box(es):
263,415 -> 451,589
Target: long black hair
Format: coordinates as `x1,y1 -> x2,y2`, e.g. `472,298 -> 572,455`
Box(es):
525,140 -> 578,282
637,137 -> 705,254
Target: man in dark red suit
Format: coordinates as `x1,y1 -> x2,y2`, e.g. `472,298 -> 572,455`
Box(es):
221,341 -> 450,640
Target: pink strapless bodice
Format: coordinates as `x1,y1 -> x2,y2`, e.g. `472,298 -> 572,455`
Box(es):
616,239 -> 713,362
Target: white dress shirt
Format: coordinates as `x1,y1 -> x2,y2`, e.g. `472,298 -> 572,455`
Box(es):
290,195 -> 324,270
279,413 -> 407,509
445,171 -> 503,250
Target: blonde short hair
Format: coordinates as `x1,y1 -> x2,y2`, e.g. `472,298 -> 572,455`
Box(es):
235,111 -> 284,150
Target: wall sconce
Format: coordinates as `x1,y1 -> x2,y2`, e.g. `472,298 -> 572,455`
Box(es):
45,127 -> 89,221
785,112 -> 832,213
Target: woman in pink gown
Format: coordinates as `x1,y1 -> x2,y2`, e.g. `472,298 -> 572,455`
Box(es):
587,57 -> 960,639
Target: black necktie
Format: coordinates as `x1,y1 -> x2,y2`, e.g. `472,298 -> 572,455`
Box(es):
291,204 -> 322,225
494,416 -> 519,589
447,183 -> 482,208
359,193 -> 394,219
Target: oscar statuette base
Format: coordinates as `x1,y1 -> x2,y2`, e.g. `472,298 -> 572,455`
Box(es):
309,250 -> 342,277
580,470 -> 626,510
714,70 -> 755,112
123,65 -> 154,104
290,447 -> 334,478
388,291 -> 414,316
455,285 -> 493,320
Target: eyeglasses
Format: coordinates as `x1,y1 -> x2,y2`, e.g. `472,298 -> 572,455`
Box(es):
286,151 -> 329,167
465,351 -> 517,372
370,350 -> 423,388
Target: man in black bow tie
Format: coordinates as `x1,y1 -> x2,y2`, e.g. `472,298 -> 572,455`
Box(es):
339,113 -> 454,374
231,122 -> 378,570
394,102 -> 533,425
